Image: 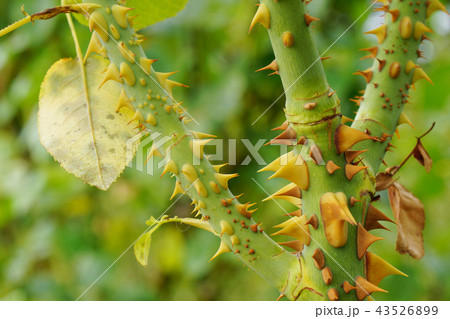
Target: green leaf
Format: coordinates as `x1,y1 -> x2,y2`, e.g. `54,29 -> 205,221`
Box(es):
134,232 -> 152,266
127,0 -> 188,30
38,56 -> 137,191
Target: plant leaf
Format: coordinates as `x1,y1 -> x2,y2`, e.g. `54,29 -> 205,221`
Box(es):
388,182 -> 425,259
38,56 -> 137,190
134,232 -> 152,266
127,0 -> 188,30
412,139 -> 432,173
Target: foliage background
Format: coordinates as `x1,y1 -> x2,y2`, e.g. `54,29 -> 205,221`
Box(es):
0,0 -> 449,300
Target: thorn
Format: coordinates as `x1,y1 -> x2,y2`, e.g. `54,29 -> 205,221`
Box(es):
161,160 -> 178,177
209,241 -> 231,262
366,251 -> 407,286
139,57 -> 158,75
89,11 -> 109,42
119,62 -> 136,86
170,181 -> 185,200
190,138 -> 213,159
365,204 -> 395,231
353,68 -> 373,83
355,276 -> 387,301
249,4 -> 270,33
364,24 -> 387,44
84,33 -> 102,63
335,124 -> 379,154
256,59 -> 278,73
345,164 -> 367,181
412,67 -> 433,85
312,248 -> 325,269
326,161 -> 341,175
215,173 -> 238,189
414,21 -> 433,41
387,9 -> 400,22
267,154 -> 309,190
272,216 -> 311,245
398,112 -> 415,129
359,46 -> 378,60
99,63 -> 122,88
111,4 -> 133,29
304,14 -> 320,27
345,149 -> 368,163
320,192 -> 357,247
357,223 -> 383,259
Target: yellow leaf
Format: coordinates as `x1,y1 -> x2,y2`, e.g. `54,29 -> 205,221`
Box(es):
134,232 -> 152,266
38,56 -> 137,190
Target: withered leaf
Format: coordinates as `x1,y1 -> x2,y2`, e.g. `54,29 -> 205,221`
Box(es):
375,172 -> 395,191
388,182 -> 425,259
412,139 -> 432,173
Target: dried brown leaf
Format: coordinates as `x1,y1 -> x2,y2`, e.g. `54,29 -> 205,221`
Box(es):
388,182 -> 425,259
412,140 -> 432,173
375,172 -> 395,191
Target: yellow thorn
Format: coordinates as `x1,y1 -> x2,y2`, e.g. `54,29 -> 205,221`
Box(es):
364,24 -> 387,44
111,5 -> 133,29
161,160 -> 178,177
115,89 -> 135,113
249,3 -> 270,33
320,192 -> 357,248
118,41 -> 135,64
414,21 -> 433,41
190,139 -> 213,159
405,60 -> 417,74
215,173 -> 238,189
230,235 -> 240,246
99,63 -> 122,88
84,33 -> 102,63
412,67 -> 433,85
267,154 -> 309,190
209,241 -> 231,262
181,164 -> 198,183
209,181 -> 221,194
170,181 -> 185,200
89,11 -> 109,42
145,113 -> 157,126
212,163 -> 227,173
119,62 -> 136,86
145,144 -> 162,164
272,215 -> 311,246
194,180 -> 208,198
397,112 -> 414,129
139,57 -> 157,75
155,71 -> 177,87
334,124 -> 378,154
191,131 -> 217,139
220,220 -> 234,236
366,251 -> 407,286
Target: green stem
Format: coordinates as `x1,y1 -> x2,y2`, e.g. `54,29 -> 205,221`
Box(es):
86,0 -> 302,299
352,0 -> 430,173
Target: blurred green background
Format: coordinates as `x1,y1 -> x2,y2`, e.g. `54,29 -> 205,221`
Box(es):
0,0 -> 449,301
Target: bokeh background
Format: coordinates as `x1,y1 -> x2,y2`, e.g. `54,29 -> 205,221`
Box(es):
0,0 -> 449,300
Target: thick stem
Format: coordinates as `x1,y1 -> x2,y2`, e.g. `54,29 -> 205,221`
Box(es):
352,0 -> 430,173
86,0 -> 302,299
